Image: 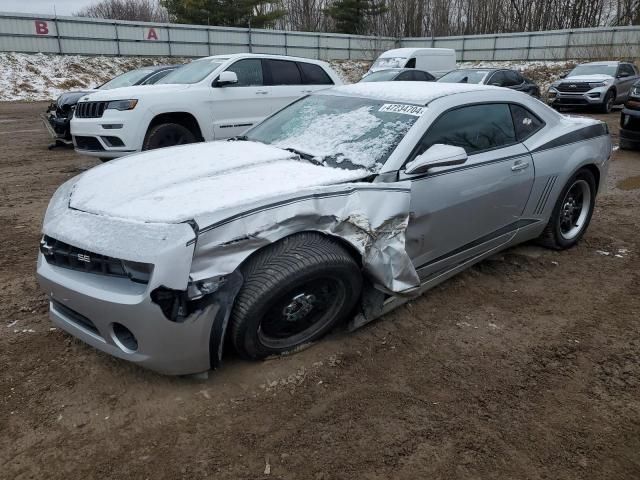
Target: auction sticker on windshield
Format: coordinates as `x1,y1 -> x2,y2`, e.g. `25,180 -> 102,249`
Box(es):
379,104 -> 426,116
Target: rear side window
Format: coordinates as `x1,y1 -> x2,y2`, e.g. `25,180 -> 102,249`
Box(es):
510,104 -> 544,141
298,62 -> 333,85
414,103 -> 517,156
266,59 -> 302,85
619,64 -> 636,77
226,59 -> 264,86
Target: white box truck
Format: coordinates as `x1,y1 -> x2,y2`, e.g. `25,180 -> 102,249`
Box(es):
366,48 -> 456,78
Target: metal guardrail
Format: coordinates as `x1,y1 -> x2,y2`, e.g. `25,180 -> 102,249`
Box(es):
0,11 -> 639,61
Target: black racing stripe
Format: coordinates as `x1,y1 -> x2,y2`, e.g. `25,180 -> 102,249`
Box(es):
531,124 -> 608,153
416,218 -> 541,273
190,186 -> 411,243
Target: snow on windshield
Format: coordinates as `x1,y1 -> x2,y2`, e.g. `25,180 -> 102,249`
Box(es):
247,95 -> 420,172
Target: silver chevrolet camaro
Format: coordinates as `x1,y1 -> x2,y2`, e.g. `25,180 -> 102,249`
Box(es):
37,82 -> 611,375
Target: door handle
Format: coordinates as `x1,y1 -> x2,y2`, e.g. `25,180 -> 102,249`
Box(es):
255,90 -> 269,95
302,89 -> 313,94
511,160 -> 530,172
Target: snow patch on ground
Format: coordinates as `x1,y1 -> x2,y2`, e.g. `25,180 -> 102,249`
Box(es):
0,52 -> 579,102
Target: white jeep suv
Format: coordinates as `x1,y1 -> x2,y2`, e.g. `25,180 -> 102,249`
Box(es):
70,53 -> 342,160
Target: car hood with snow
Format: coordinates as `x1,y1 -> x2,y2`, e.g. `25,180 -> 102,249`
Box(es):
555,74 -> 614,86
68,141 -> 371,224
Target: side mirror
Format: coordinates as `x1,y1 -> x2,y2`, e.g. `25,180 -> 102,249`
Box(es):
560,72 -> 568,78
617,72 -> 630,78
405,144 -> 468,175
214,71 -> 238,87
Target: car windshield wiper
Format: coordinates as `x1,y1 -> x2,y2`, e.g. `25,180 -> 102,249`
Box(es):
282,146 -> 324,166
228,135 -> 248,141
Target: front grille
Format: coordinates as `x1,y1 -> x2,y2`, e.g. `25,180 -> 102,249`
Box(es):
52,300 -> 100,336
74,136 -> 104,151
557,83 -> 592,93
75,101 -> 107,118
555,97 -> 589,105
41,235 -> 130,279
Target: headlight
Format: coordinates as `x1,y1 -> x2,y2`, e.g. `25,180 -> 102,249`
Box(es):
121,260 -> 153,283
106,99 -> 138,111
187,275 -> 227,300
632,86 -> 640,97
588,82 -> 606,88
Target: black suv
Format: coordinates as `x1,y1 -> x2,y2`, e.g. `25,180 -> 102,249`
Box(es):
620,80 -> 640,150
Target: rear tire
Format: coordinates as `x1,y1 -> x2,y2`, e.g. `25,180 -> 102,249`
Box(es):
142,123 -> 196,151
229,233 -> 362,360
538,169 -> 596,250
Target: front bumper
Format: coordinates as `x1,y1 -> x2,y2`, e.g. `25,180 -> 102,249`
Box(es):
37,256 -> 219,375
36,192 -> 223,375
71,112 -> 141,158
620,107 -> 640,144
547,87 -> 609,107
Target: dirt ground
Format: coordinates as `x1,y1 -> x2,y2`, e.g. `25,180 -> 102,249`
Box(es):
1,101 -> 639,480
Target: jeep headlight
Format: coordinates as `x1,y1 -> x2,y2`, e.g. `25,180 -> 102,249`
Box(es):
106,99 -> 138,111
632,85 -> 640,97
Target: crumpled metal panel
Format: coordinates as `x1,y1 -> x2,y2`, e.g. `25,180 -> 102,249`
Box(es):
191,182 -> 420,293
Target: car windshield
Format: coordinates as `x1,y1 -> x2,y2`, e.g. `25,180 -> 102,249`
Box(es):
99,69 -> 156,90
157,60 -> 225,84
371,57 -> 406,71
568,64 -> 617,77
360,70 -> 400,82
246,94 -> 422,172
438,69 -> 489,84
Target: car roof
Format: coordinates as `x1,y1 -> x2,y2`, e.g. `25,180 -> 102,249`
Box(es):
581,61 -> 621,66
378,47 -> 455,57
199,53 -> 329,66
320,82 -> 498,106
370,68 -> 433,73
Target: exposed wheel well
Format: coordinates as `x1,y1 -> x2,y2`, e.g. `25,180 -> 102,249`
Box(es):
580,164 -> 601,193
147,113 -> 204,141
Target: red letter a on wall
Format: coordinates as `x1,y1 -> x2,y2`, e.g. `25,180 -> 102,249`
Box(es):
147,28 -> 158,40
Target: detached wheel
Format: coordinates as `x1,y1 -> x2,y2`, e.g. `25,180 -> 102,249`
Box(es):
229,233 -> 362,360
143,123 -> 196,151
599,90 -> 615,113
538,169 -> 596,250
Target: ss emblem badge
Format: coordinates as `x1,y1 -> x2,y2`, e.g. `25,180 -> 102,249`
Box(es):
77,253 -> 91,263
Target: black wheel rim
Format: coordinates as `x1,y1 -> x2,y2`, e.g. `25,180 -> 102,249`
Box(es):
257,276 -> 347,349
559,179 -> 591,240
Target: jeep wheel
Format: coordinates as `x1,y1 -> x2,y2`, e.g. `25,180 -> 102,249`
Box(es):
229,233 -> 362,360
142,123 -> 196,151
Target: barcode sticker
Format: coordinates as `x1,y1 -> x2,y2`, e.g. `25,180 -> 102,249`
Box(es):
379,104 -> 426,116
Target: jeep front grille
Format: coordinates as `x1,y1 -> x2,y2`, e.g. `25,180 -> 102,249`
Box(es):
40,235 -> 151,284
75,101 -> 107,118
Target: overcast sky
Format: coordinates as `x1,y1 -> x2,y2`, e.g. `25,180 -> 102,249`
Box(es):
0,0 -> 97,15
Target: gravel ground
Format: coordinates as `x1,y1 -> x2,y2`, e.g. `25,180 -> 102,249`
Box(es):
1,102 -> 639,479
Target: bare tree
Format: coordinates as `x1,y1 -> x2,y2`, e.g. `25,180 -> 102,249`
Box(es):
75,0 -> 169,22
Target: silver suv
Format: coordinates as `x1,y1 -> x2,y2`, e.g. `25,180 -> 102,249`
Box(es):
548,61 -> 639,113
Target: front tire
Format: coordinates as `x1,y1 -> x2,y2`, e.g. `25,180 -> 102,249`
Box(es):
598,90 -> 615,113
142,123 -> 196,151
229,233 -> 362,360
538,169 -> 596,250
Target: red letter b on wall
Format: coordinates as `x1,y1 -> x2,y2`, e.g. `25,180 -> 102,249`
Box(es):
35,20 -> 49,35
